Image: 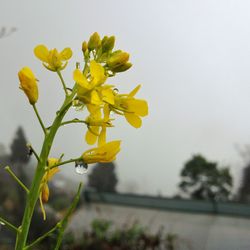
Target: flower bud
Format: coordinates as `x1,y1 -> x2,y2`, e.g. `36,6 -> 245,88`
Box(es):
88,32 -> 101,51
41,184 -> 49,203
112,62 -> 132,73
82,41 -> 88,53
102,36 -> 115,53
107,51 -> 130,69
18,67 -> 38,105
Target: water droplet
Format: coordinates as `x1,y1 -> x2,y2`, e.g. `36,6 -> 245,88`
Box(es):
113,88 -> 119,95
75,161 -> 88,175
0,221 -> 5,226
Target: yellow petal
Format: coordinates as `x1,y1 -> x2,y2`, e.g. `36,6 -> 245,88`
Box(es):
88,105 -> 101,118
34,45 -> 49,63
90,90 -> 101,105
90,60 -> 106,85
124,113 -> 142,128
82,140 -> 121,164
85,127 -> 99,145
98,127 -> 106,146
103,104 -> 110,120
47,158 -> 60,168
60,48 -> 73,60
50,49 -> 61,69
128,85 -> 141,97
96,140 -> 121,161
46,167 -> 60,181
102,88 -> 114,104
73,69 -> 90,89
127,99 -> 148,117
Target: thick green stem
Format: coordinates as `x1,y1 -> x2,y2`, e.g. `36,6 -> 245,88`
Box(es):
15,90 -> 75,250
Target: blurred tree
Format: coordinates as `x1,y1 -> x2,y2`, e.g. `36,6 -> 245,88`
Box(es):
0,26 -> 17,39
237,164 -> 250,203
178,155 -> 233,201
235,145 -> 250,203
10,126 -> 29,163
87,162 -> 118,192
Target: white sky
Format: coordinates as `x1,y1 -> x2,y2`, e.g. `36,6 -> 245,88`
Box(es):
1,0 -> 250,196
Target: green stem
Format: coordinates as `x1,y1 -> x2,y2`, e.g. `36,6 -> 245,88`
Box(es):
15,86 -> 77,250
5,166 -> 29,194
33,104 -> 47,135
27,144 -> 40,162
60,119 -> 87,127
0,216 -> 19,233
54,183 -> 82,250
49,157 -> 82,170
57,70 -> 68,96
25,183 -> 82,250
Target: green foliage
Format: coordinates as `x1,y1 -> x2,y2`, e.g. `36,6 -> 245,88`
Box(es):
91,219 -> 112,240
60,219 -> 190,250
179,154 -> 233,201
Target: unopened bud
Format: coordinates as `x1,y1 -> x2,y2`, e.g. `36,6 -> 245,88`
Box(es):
112,62 -> 132,73
82,41 -> 88,53
41,184 -> 49,203
107,51 -> 130,68
102,36 -> 115,53
18,67 -> 39,105
88,32 -> 101,51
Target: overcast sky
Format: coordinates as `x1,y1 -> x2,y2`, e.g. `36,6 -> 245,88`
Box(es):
1,0 -> 250,196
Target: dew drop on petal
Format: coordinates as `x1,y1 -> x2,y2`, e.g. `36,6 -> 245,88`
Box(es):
113,88 -> 119,95
75,161 -> 88,175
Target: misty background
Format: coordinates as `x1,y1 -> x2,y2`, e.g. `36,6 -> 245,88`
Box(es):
1,0 -> 250,196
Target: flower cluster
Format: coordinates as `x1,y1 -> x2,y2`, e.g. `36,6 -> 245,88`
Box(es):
18,32 -> 148,215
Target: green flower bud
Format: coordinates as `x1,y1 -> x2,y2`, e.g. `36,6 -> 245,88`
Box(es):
102,36 -> 115,53
107,51 -> 129,68
88,32 -> 101,51
82,41 -> 88,53
112,62 -> 132,73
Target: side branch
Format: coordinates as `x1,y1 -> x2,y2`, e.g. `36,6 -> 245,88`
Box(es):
5,166 -> 29,193
48,157 -> 82,170
32,104 -> 47,135
57,70 -> 68,96
54,183 -> 83,250
25,224 -> 58,250
60,119 -> 87,127
27,143 -> 40,162
0,216 -> 19,233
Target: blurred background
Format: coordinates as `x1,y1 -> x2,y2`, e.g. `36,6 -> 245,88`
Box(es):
1,0 -> 250,249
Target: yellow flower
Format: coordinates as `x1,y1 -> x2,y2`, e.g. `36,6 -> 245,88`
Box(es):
18,67 -> 38,105
73,60 -> 107,105
39,158 -> 60,220
34,45 -> 72,71
82,141 -> 121,164
111,85 -> 148,128
85,104 -> 113,146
